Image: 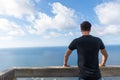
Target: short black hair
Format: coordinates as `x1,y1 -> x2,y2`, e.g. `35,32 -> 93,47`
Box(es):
80,21 -> 91,31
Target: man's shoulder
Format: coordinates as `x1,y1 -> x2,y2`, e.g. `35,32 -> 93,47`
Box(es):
72,35 -> 102,41
91,35 -> 101,40
71,37 -> 82,43
74,37 -> 82,40
91,36 -> 104,44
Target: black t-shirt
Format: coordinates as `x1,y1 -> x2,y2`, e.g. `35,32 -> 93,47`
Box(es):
69,35 -> 105,79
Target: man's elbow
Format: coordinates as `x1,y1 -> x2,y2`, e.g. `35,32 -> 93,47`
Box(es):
106,53 -> 108,59
104,49 -> 108,57
101,49 -> 108,57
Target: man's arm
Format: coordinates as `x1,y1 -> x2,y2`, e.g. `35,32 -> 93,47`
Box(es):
99,49 -> 108,67
63,49 -> 72,67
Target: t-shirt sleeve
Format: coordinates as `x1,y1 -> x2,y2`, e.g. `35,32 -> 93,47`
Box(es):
99,39 -> 105,50
68,39 -> 77,50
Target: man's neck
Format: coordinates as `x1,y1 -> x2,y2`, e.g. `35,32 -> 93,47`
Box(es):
82,31 -> 90,36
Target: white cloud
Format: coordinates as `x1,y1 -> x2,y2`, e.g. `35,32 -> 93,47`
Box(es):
0,19 -> 25,36
29,12 -> 53,35
0,0 -> 34,37
0,0 -> 34,18
65,32 -> 74,36
51,2 -> 77,29
43,32 -> 61,39
0,1 -> 77,39
35,0 -> 41,3
94,0 -> 120,35
28,2 -> 77,37
26,15 -> 36,23
8,30 -> 25,36
91,25 -> 120,36
99,25 -> 120,35
95,1 -> 120,25
0,36 -> 13,41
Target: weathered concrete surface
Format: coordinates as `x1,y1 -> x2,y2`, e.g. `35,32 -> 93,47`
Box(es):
14,66 -> 79,77
100,66 -> 120,77
14,66 -> 120,77
0,69 -> 15,80
0,66 -> 120,80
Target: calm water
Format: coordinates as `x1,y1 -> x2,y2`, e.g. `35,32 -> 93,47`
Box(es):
0,45 -> 120,80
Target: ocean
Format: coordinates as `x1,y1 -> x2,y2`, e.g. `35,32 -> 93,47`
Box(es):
0,45 -> 120,80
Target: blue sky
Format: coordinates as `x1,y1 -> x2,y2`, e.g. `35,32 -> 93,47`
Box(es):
0,0 -> 120,48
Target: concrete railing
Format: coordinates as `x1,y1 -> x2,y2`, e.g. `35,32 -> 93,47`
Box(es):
0,66 -> 120,80
0,69 -> 15,80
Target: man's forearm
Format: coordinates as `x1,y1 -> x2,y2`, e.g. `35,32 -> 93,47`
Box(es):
64,55 -> 69,66
63,49 -> 72,67
100,49 -> 108,66
101,55 -> 107,66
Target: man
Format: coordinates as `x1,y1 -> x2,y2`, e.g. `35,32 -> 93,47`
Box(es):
63,21 -> 108,80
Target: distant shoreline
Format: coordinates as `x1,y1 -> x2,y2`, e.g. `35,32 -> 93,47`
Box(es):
0,45 -> 120,49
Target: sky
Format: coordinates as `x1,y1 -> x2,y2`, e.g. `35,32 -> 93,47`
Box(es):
0,0 -> 120,48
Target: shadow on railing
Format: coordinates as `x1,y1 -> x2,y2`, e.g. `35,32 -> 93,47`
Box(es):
0,66 -> 120,80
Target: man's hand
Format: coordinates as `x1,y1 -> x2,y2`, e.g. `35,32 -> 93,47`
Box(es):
99,63 -> 105,67
63,64 -> 70,67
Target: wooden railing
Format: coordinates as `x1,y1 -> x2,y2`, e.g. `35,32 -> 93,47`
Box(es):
0,66 -> 120,80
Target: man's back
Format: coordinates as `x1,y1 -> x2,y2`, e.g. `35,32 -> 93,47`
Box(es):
63,21 -> 108,80
69,35 -> 105,79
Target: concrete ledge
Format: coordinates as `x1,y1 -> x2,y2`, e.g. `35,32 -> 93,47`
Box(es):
14,66 -> 79,77
14,66 -> 120,77
0,66 -> 120,80
0,69 -> 15,80
100,66 -> 120,77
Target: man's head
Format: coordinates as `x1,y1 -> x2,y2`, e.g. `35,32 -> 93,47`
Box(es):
80,21 -> 91,31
